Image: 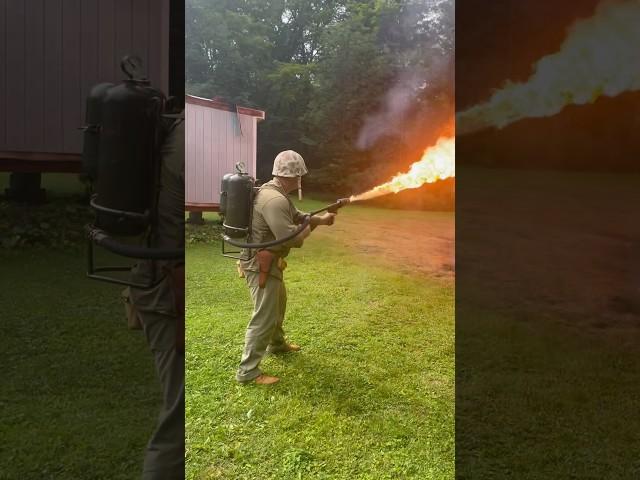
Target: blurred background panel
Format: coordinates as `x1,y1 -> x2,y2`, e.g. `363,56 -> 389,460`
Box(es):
0,0 -> 170,155
456,1 -> 640,478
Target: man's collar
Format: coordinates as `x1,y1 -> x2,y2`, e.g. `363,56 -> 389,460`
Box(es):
271,177 -> 288,194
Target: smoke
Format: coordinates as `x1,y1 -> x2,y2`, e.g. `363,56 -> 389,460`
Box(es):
356,0 -> 454,150
457,0 -> 640,136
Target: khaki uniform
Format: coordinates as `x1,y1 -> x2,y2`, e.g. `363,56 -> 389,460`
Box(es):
236,179 -> 307,382
130,117 -> 185,479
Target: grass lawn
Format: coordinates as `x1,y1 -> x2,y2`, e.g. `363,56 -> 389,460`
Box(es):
1,174 -> 162,479
456,167 -> 640,478
456,304 -> 640,479
185,200 -> 455,479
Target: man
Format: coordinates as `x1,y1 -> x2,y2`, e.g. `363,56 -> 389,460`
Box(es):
236,150 -> 336,385
129,113 -> 185,479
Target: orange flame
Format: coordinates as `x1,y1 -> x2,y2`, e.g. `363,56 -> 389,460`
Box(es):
456,1 -> 640,135
350,136 -> 455,202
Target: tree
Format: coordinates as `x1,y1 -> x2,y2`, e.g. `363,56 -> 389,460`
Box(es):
186,0 -> 454,206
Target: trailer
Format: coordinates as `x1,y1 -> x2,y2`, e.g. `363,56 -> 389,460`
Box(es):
0,0 -> 173,199
185,95 -> 265,213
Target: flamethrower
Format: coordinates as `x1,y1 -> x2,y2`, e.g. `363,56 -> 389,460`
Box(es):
221,196 -> 352,255
220,134 -> 454,258
308,198 -> 351,216
82,56 -> 184,289
219,165 -> 353,257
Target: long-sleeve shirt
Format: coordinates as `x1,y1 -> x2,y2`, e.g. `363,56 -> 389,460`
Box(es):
129,117 -> 185,315
239,178 -> 307,279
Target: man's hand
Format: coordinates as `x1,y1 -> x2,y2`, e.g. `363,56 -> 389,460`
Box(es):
311,212 -> 337,228
321,212 -> 336,226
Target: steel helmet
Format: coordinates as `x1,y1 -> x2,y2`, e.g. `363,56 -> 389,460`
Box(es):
272,150 -> 308,177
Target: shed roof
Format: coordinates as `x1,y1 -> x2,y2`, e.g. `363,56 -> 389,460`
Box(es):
186,95 -> 265,120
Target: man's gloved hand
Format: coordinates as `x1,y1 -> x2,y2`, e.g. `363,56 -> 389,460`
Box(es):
322,212 -> 336,226
309,212 -> 336,230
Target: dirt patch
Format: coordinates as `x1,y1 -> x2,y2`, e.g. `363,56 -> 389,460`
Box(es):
313,208 -> 455,281
457,168 -> 640,336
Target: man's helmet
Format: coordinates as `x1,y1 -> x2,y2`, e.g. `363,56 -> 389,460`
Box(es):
272,150 -> 308,177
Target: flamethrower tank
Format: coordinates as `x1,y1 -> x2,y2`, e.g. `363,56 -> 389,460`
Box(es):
219,173 -> 234,217
220,166 -> 351,258
83,56 -> 183,290
92,76 -> 164,235
81,82 -> 114,181
222,164 -> 255,238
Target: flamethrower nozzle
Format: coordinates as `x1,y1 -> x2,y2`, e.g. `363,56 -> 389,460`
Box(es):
309,198 -> 352,217
328,198 -> 351,213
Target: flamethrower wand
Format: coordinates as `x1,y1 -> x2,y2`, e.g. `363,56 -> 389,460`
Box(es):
222,197 -> 353,250
308,197 -> 351,216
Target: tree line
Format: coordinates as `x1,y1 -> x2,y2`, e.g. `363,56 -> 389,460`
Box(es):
186,0 -> 454,209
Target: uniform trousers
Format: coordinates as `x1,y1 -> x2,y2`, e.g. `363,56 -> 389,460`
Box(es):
236,269 -> 288,382
139,311 -> 185,479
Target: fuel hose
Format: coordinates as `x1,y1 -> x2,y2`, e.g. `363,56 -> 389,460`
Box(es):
222,214 -> 312,249
87,226 -> 184,260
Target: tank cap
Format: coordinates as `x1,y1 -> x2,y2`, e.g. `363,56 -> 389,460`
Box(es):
235,162 -> 247,174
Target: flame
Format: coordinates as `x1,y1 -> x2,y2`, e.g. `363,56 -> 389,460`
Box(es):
456,0 -> 640,135
350,136 -> 455,202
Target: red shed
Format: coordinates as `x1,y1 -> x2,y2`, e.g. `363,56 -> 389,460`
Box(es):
185,95 -> 265,212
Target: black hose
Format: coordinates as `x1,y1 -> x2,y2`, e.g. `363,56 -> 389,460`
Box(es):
87,227 -> 183,260
222,215 -> 311,249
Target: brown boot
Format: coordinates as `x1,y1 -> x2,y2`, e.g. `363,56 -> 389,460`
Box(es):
254,374 -> 280,385
268,343 -> 301,354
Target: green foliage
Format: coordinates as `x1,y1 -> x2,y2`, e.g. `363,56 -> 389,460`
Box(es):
0,173 -> 94,249
0,199 -> 92,250
186,0 -> 454,205
185,216 -> 224,244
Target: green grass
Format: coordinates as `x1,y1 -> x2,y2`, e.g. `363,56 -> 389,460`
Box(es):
186,202 -> 455,479
0,249 -> 162,479
456,304 -> 640,479
454,167 -> 640,479
1,176 -> 161,479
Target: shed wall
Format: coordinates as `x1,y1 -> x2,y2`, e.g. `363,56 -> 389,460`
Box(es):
0,0 -> 170,154
185,102 -> 257,207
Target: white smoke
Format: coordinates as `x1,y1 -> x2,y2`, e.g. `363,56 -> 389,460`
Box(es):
457,0 -> 640,135
356,0 -> 454,149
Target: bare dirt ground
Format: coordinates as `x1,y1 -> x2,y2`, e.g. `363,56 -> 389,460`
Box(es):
312,207 -> 455,282
309,168 -> 640,336
457,168 -> 640,337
